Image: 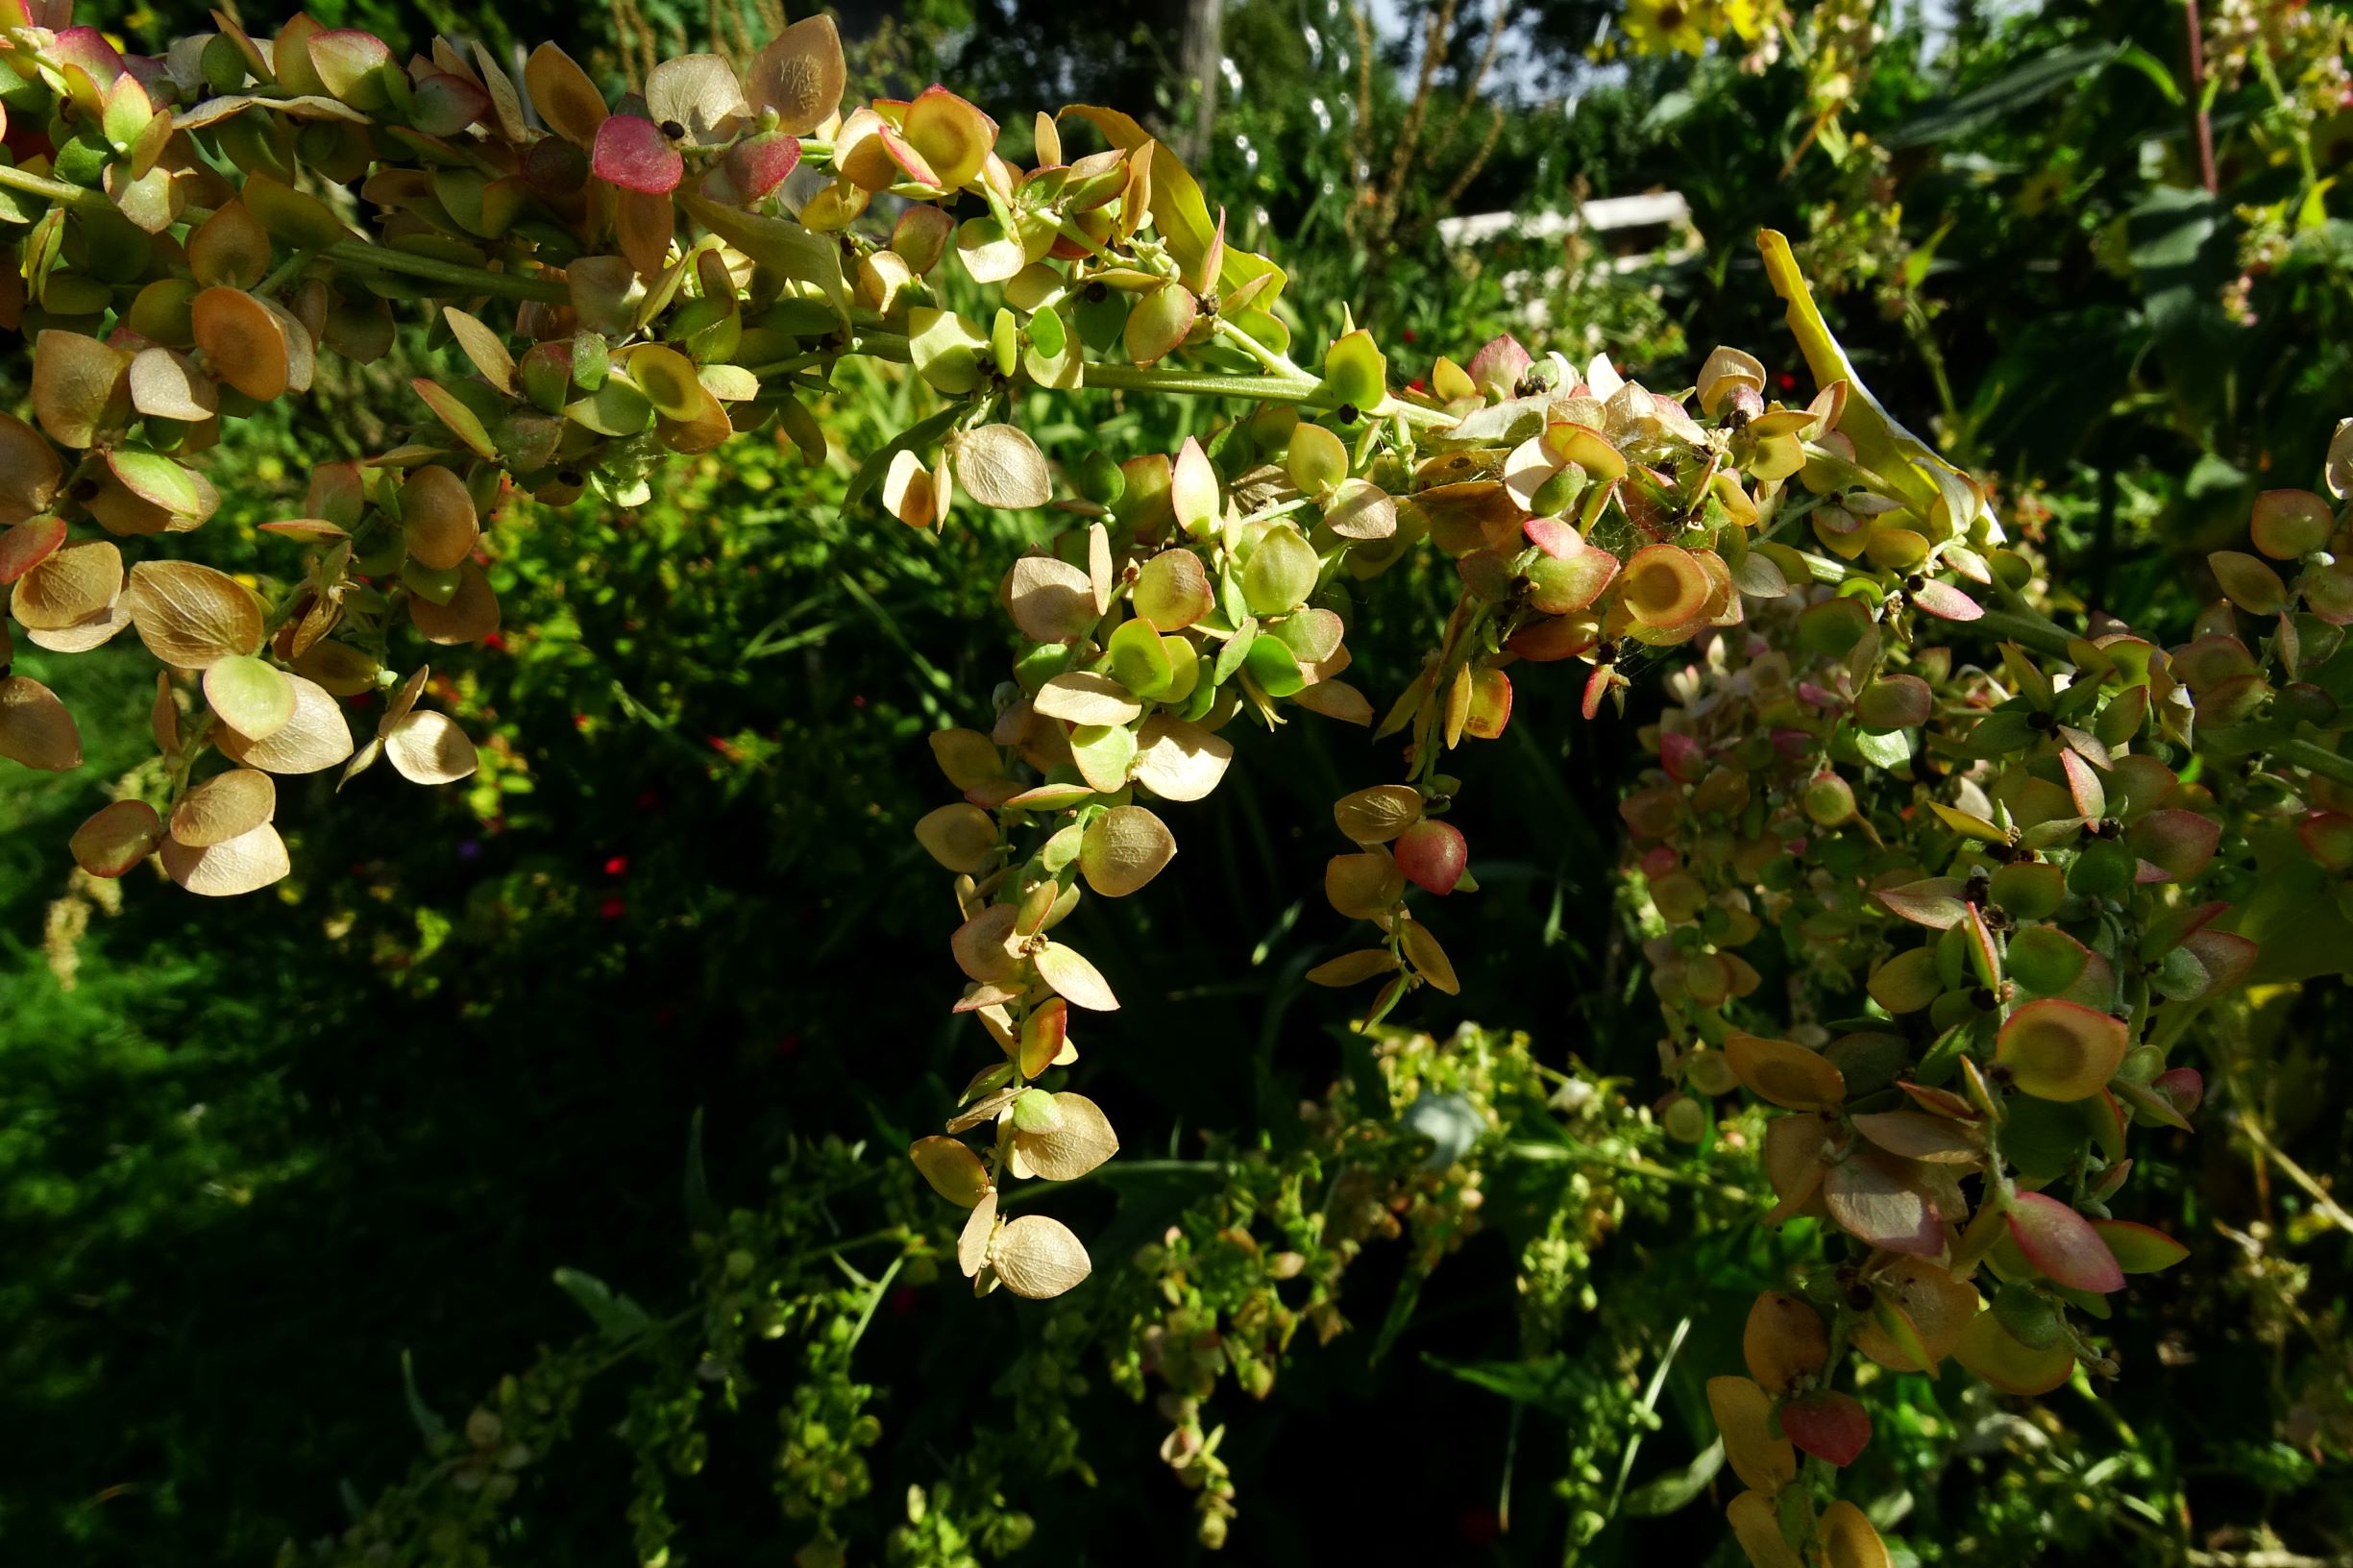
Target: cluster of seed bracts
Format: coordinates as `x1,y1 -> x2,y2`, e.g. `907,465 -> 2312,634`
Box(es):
1611,430 -> 2353,1565
3,5 -> 1306,899
11,10 -> 2353,1561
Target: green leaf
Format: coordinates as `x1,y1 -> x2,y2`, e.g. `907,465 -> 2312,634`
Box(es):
684,1108 -> 719,1233
1758,230 -> 1979,531
1881,42 -> 2122,150
552,1266 -> 653,1341
1851,724 -> 1914,771
400,1348 -> 448,1445
1365,1266 -> 1426,1365
2111,43 -> 2186,105
678,191 -> 846,319
843,404 -> 964,516
1620,1437 -> 1725,1518
1419,1351 -> 1586,1413
411,378 -> 498,460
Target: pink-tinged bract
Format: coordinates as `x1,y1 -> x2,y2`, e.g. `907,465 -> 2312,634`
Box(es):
592,115 -> 685,194
1394,818 -> 1467,895
2006,1190 -> 2124,1293
1779,1391 -> 1872,1467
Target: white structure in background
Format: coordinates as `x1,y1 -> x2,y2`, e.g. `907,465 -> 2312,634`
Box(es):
1435,191 -> 1700,326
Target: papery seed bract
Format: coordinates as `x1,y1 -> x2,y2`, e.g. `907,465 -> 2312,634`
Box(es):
909,1136 -> 991,1207
989,1213 -> 1091,1299
1306,948 -> 1400,987
1704,1375 -> 1795,1494
749,15 -> 845,134
1778,1391 -> 1871,1466
1996,997 -> 2127,1101
1079,805 -> 1175,896
1853,674 -> 1932,731
1726,1490 -> 1802,1568
1400,920 -> 1459,993
1323,478 -> 1396,541
384,711 -> 480,785
1851,1257 -> 1978,1372
1696,345 -> 1766,416
956,1188 -> 999,1278
1034,672 -> 1140,727
1953,1308 -> 2074,1394
1013,1092 -> 1118,1181
1035,942 -> 1118,1011
191,288 -> 293,401
159,821 -> 291,895
917,803 -> 998,872
1134,716 -> 1232,801
904,86 -> 996,189
1123,282 -> 1195,367
170,767 -> 276,847
215,674 -> 355,774
1620,545 -> 1709,627
1334,784 -> 1422,845
203,654 -> 295,741
1724,1033 -> 1844,1111
2249,489 -> 2332,560
1134,551 -> 1213,631
2005,1190 -> 2123,1292
123,560 -> 261,668
1741,1290 -> 1828,1393
402,465 -> 479,571
1241,524 -> 1317,616
0,677 -> 83,772
1325,850 -> 1405,919
408,562 -> 502,646
73,798 -> 163,875
951,424 -> 1051,509
1393,818 -> 1466,895
12,539 -> 123,631
1823,1151 -> 1943,1257
1819,1502 -> 1892,1568
1006,555 -> 1097,642
33,331 -> 132,450
1017,1001 -> 1069,1078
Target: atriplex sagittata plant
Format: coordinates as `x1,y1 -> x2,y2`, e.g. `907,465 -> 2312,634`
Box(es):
3,6 -> 2352,1560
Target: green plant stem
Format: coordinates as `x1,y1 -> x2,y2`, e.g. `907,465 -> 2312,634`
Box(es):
1084,362 -> 1453,428
0,161 -> 87,206
0,167 -> 575,303
842,1252 -> 906,1355
318,237 -> 570,302
2273,739 -> 2353,792
1505,1139 -> 1751,1198
1600,1313 -> 1693,1526
2230,1110 -> 2353,1235
3,160 -> 1450,420
1792,553 -> 2353,788
1210,316 -> 1304,379
257,248 -> 312,297
1797,551 -> 2077,658
842,323 -> 1451,426
2250,44 -> 2321,193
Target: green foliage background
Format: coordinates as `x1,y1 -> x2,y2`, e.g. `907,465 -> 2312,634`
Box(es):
3,0 -> 2350,1563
